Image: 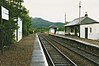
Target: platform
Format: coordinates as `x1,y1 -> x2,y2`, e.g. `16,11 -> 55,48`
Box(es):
52,34 -> 99,48
30,34 -> 48,66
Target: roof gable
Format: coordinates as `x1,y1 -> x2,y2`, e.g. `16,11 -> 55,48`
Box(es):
65,16 -> 98,26
80,17 -> 96,24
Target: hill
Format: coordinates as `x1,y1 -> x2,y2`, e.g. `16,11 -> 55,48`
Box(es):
31,17 -> 64,32
31,17 -> 64,28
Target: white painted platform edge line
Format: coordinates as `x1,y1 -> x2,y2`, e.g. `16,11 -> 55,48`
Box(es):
36,34 -> 48,66
55,34 -> 99,48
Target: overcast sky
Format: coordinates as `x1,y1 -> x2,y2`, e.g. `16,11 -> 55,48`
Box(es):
23,0 -> 99,23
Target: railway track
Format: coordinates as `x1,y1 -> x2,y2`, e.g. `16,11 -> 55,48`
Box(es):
38,33 -> 99,66
38,34 -> 77,66
48,34 -> 99,66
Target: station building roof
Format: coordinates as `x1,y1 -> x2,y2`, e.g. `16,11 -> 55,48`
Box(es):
64,14 -> 99,27
49,25 -> 57,29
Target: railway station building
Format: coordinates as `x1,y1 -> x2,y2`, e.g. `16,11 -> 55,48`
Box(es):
14,18 -> 22,42
49,25 -> 57,34
64,13 -> 99,40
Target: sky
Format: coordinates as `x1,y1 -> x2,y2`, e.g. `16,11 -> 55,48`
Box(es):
23,0 -> 99,23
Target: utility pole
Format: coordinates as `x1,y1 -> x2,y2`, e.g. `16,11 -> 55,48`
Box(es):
79,1 -> 81,23
79,1 -> 81,37
65,12 -> 66,24
64,12 -> 67,34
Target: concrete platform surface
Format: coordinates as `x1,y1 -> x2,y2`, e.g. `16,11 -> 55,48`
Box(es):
54,34 -> 99,48
30,34 -> 48,66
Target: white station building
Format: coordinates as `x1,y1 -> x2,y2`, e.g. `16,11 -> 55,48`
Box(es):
64,13 -> 99,40
49,25 -> 57,34
15,18 -> 22,42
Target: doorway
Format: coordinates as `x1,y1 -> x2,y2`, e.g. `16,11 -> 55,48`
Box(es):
85,28 -> 88,39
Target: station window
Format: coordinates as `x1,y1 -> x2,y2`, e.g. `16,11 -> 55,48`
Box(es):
90,28 -> 92,33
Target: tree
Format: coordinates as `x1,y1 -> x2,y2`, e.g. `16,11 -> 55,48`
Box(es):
0,0 -> 31,53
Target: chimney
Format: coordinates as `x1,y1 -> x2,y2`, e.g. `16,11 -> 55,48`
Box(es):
85,12 -> 88,17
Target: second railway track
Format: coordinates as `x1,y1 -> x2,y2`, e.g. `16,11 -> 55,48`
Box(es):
49,35 -> 99,65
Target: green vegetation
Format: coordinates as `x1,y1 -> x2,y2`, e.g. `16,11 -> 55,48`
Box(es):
0,0 -> 64,53
31,17 -> 64,33
0,0 -> 31,53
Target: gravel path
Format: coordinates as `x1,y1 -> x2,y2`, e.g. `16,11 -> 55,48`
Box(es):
0,34 -> 35,66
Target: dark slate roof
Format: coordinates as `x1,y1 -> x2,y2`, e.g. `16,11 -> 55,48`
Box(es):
49,25 -> 57,28
64,16 -> 98,26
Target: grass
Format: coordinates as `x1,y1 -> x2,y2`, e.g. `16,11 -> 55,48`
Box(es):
0,34 -> 35,66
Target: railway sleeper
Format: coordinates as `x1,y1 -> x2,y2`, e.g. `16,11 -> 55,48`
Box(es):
55,63 -> 72,66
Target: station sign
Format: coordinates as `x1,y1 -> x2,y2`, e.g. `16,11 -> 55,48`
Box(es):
1,6 -> 9,20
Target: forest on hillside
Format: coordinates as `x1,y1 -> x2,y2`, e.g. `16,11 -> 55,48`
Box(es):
31,18 -> 65,32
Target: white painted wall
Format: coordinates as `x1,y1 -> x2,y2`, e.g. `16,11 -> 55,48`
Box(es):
80,23 -> 99,40
15,18 -> 22,42
49,28 -> 55,34
17,18 -> 22,42
56,31 -> 65,35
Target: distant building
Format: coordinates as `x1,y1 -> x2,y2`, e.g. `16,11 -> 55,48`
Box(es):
64,13 -> 99,40
49,25 -> 57,34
